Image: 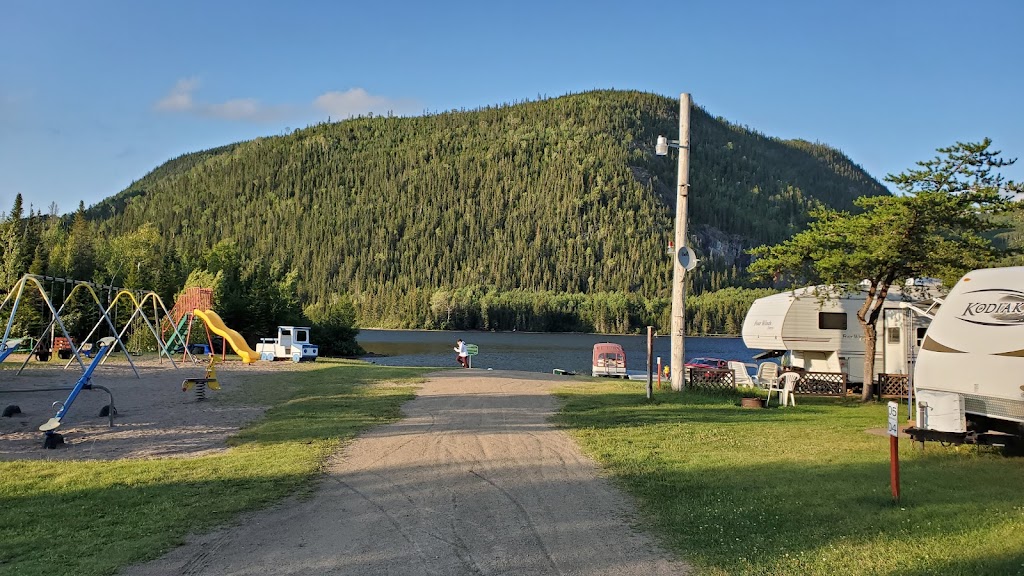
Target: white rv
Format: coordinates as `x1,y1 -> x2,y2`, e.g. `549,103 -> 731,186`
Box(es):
909,267 -> 1024,447
742,285 -> 932,384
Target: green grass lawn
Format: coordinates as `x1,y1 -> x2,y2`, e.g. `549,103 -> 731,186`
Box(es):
0,359 -> 432,576
554,380 -> 1024,576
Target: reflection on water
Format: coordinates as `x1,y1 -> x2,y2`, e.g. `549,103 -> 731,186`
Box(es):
357,329 -> 756,375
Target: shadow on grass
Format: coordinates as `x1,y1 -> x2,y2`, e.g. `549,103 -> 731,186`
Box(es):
0,462 -> 311,575
0,361 -> 430,576
553,383 -> 1024,576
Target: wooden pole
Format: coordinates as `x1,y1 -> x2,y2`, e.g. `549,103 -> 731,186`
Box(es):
670,93 -> 692,392
646,326 -> 654,400
888,401 -> 901,501
890,435 -> 901,501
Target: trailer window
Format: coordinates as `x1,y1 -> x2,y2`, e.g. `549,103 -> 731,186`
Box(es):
818,312 -> 847,330
887,327 -> 900,344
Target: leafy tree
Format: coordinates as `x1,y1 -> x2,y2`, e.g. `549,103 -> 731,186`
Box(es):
62,202 -> 95,281
749,139 -> 1023,401
205,241 -> 246,329
305,295 -> 364,356
101,223 -> 162,289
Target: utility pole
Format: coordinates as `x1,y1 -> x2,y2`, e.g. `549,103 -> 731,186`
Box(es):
671,93 -> 691,391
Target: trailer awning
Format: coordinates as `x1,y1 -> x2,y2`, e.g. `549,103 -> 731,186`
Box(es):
752,349 -> 786,360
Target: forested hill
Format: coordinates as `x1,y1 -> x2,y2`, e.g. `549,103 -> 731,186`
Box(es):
87,90 -> 887,329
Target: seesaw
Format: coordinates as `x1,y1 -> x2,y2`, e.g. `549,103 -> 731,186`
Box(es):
38,337 -> 118,449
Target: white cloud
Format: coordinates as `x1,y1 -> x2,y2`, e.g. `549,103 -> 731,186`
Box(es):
206,98 -> 261,120
155,78 -> 289,122
154,77 -> 199,112
313,88 -> 418,118
155,80 -> 418,123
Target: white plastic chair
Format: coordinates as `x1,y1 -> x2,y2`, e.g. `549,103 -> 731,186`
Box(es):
755,362 -> 779,389
729,361 -> 756,387
769,372 -> 800,407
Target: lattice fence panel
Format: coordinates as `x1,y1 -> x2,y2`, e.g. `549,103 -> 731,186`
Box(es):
794,372 -> 846,396
686,368 -> 735,392
878,374 -> 910,398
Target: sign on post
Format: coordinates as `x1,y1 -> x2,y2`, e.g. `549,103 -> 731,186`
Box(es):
466,344 -> 478,368
887,402 -> 899,437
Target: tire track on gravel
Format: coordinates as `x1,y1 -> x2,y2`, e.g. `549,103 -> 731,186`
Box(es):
120,370 -> 690,576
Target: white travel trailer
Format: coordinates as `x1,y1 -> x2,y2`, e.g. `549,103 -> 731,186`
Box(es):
908,267 -> 1024,448
742,285 -> 932,384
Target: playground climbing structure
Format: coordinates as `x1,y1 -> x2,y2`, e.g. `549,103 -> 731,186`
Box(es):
163,287 -> 260,363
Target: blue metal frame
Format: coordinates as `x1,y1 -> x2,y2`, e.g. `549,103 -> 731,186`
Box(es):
41,340 -> 114,435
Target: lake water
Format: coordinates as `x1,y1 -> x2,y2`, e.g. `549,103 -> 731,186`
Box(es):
357,329 -> 757,375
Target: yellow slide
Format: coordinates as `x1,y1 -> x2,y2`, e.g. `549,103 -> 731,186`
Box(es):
193,309 -> 260,364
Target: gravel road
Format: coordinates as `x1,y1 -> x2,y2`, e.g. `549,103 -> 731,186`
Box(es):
120,370 -> 690,575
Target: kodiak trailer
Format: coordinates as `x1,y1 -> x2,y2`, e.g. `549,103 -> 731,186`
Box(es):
907,267 -> 1024,450
742,285 -> 933,384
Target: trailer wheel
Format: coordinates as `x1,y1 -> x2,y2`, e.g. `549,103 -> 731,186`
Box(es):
292,352 -> 301,363
2,405 -> 21,417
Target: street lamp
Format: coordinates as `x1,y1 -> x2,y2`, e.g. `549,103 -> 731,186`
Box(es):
656,93 -> 692,392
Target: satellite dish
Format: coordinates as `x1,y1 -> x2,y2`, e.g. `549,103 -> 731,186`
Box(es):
677,246 -> 699,271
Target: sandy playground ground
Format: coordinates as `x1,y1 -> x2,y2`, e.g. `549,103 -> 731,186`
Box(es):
0,353 -> 298,461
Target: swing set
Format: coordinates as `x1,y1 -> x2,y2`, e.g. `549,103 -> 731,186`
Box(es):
0,274 -> 186,376
0,276 -> 243,449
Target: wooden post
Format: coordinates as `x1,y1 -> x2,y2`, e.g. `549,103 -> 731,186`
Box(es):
670,93 -> 692,392
888,401 -> 901,501
890,435 -> 901,501
646,326 -> 654,400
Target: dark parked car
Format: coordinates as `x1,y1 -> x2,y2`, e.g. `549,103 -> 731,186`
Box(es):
685,357 -> 729,370
685,357 -> 732,381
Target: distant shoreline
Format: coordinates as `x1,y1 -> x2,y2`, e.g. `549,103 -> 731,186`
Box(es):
358,327 -> 741,338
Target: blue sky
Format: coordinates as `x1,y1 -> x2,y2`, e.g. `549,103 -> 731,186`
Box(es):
2,0 -> 1022,215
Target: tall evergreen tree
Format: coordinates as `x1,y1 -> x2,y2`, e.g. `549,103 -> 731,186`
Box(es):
1,194 -> 26,288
